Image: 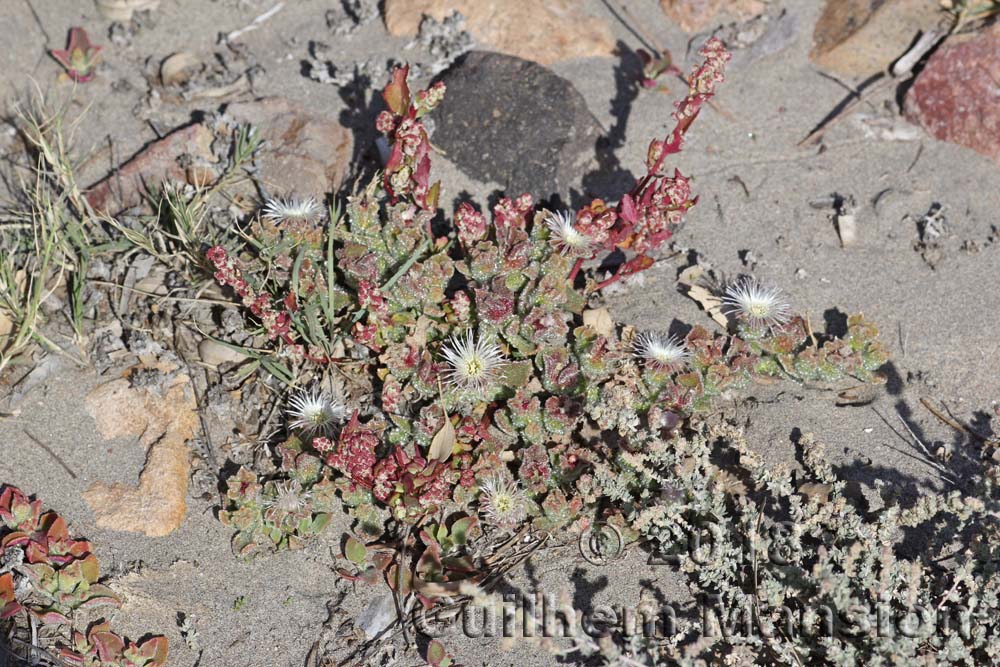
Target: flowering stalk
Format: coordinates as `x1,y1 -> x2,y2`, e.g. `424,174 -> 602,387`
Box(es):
205,246 -> 333,364
376,65 -> 446,211
569,38 -> 731,289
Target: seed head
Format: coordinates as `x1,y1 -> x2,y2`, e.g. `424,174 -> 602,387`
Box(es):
722,278 -> 791,330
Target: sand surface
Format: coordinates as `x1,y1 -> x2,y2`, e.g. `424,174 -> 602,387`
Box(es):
1,1 -> 998,665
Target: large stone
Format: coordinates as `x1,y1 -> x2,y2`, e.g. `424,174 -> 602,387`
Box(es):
432,51 -> 602,198
224,98 -> 353,198
904,26 -> 1000,164
82,364 -> 199,537
660,0 -> 765,33
85,98 -> 353,214
86,123 -> 216,214
383,0 -> 615,65
810,0 -> 940,78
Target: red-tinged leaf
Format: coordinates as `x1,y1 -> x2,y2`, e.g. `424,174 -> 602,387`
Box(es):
1,531 -> 29,550
43,513 -> 70,541
383,65 -> 411,117
335,567 -> 362,581
385,564 -> 413,596
92,630 -> 126,661
413,153 -> 432,188
344,536 -> 367,565
0,573 -> 14,599
426,639 -> 447,666
384,143 -> 404,174
87,620 -> 114,635
449,516 -> 478,546
619,193 -> 638,224
66,27 -> 94,52
26,540 -> 49,564
79,553 -> 101,583
50,27 -> 102,82
29,607 -> 70,626
419,529 -> 435,548
425,180 -> 441,211
0,601 -> 22,619
57,648 -> 86,667
137,635 -> 169,664
82,583 -> 122,606
49,49 -> 72,70
415,542 -> 442,578
620,255 -> 654,277
371,551 -> 393,572
80,595 -> 121,609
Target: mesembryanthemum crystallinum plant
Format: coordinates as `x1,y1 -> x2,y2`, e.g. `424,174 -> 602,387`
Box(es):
200,40 -> 940,665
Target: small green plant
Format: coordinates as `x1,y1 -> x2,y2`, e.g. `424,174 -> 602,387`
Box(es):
60,621 -> 168,667
0,486 -> 167,666
49,27 -> 102,83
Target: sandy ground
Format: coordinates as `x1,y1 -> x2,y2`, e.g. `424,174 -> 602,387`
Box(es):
1,0 -> 999,665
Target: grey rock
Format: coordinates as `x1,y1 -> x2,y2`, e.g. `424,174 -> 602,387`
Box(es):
356,593 -> 398,639
690,10 -> 799,68
433,51 -> 602,198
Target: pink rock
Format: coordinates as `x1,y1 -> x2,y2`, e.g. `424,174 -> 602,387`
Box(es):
85,98 -> 354,214
905,26 -> 1000,163
810,0 -> 939,78
224,98 -> 353,197
659,0 -> 764,33
384,0 -> 615,65
85,123 -> 216,214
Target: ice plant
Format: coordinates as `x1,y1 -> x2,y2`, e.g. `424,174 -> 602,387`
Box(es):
633,331 -> 689,371
205,53 -> 899,667
439,331 -> 506,395
0,486 -> 165,662
49,28 -> 102,83
286,388 -> 347,436
722,277 -> 791,332
545,210 -> 593,255
262,196 -> 321,222
478,473 -> 527,531
216,52 -> 887,557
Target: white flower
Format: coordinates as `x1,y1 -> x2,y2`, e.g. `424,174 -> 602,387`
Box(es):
722,278 -> 791,330
545,210 -> 593,255
440,331 -> 506,394
287,388 -> 347,436
262,196 -> 321,222
634,331 -> 689,370
478,472 -> 527,530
